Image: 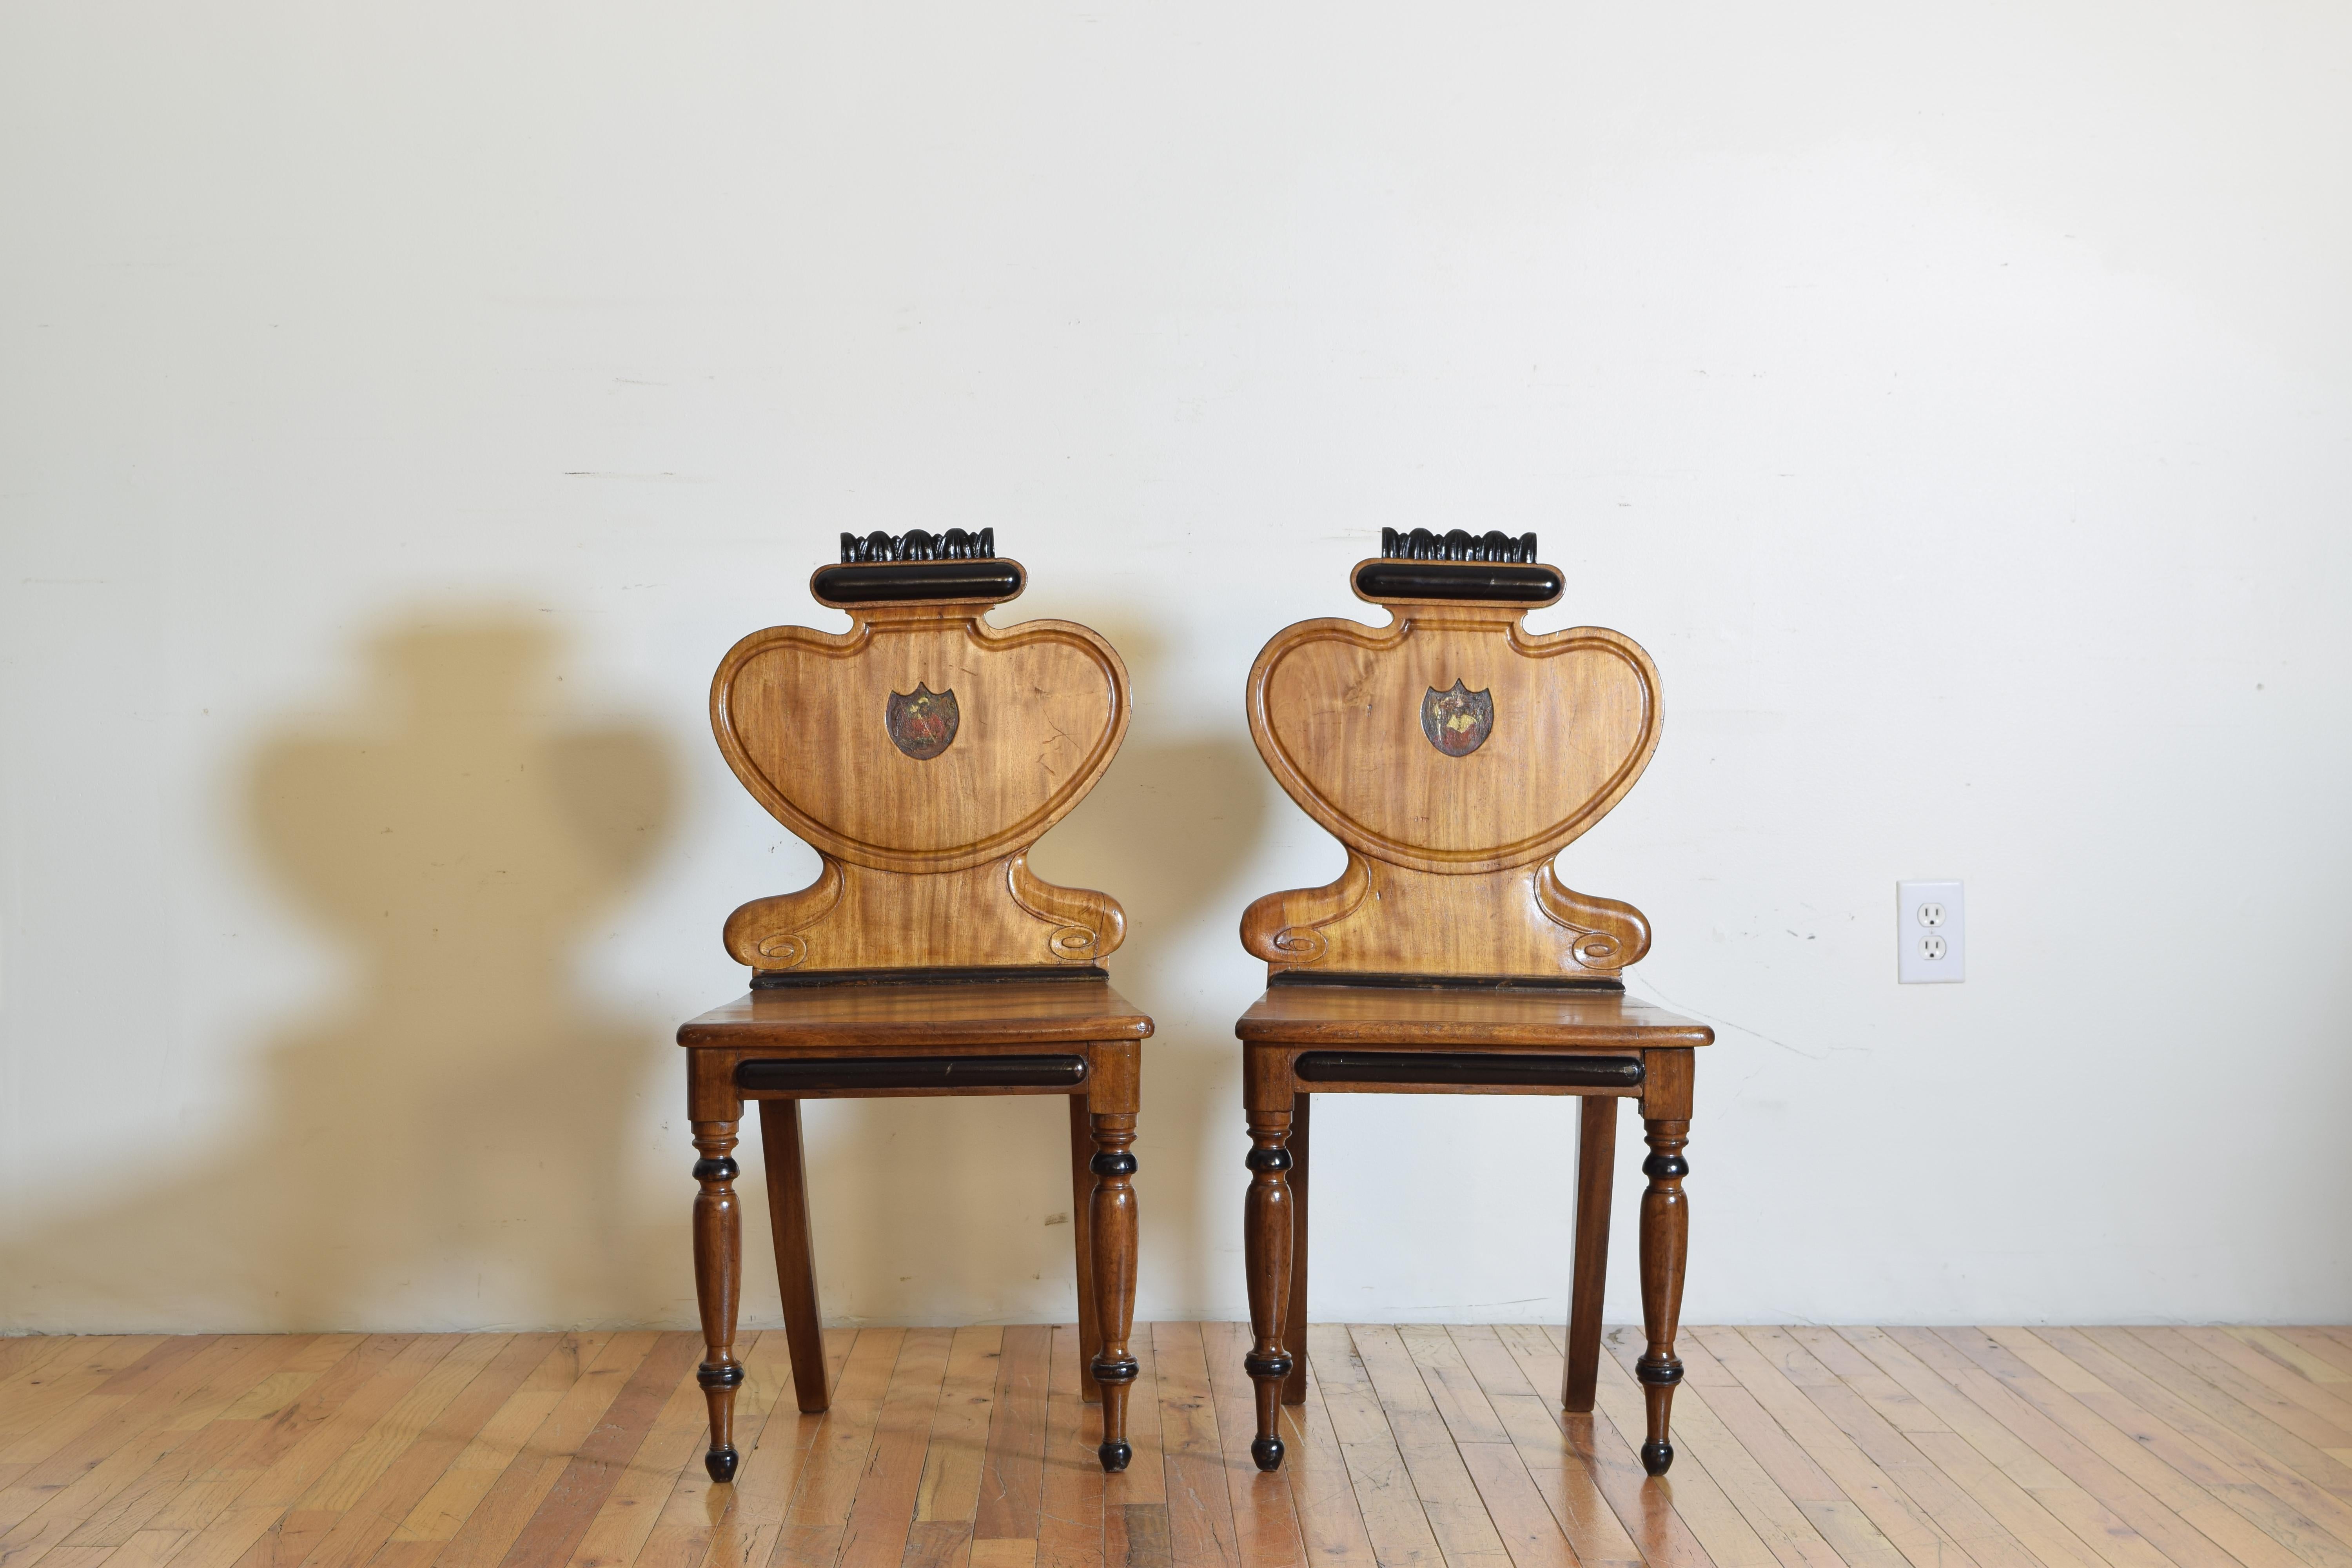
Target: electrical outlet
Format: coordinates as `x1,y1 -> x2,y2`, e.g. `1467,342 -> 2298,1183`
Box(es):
1897,880 -> 1964,983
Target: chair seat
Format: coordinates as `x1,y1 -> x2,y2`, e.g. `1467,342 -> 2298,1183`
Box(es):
1235,980 -> 1712,1050
678,976 -> 1152,1051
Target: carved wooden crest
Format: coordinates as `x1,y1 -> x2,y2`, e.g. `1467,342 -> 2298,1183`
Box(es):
1240,538 -> 1661,981
710,541 -> 1131,976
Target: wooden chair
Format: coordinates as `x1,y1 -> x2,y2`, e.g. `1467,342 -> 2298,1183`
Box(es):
679,530 -> 1152,1483
1231,529 -> 1712,1477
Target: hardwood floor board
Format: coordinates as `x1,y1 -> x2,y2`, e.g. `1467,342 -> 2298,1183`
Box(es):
1940,1327 -> 2341,1568
2022,1330 -> 2352,1559
1106,1504 -> 1170,1568
557,1343 -> 711,1568
1347,1327 -> 1515,1568
2,1326 -> 2347,1568
1576,1331 -> 1782,1568
2129,1334 -> 2352,1456
774,1327 -> 907,1568
1835,1330 -> 2160,1568
285,1333 -> 558,1568
1605,1334 -> 1841,1568
1445,1327 -> 1644,1568
916,1329 -> 1004,1526
838,1329 -> 958,1568
0,1340 -> 171,1463
384,1334 -> 611,1546
1713,1327 -> 1983,1568
53,1337 -> 323,1550
2178,1335 -> 2352,1441
1498,1327 -> 1714,1568
1269,1355 -> 1378,1568
1036,1325 -> 1104,1568
1199,1324 -> 1301,1568
0,1342 -> 69,1392
2076,1332 -> 2352,1497
974,1329 -> 1050,1547
1149,1325 -> 1239,1568
2225,1335 -> 2350,1392
905,1519 -> 976,1568
0,1336 -> 301,1563
693,1326 -> 853,1568
1103,1332 -> 1165,1513
1302,1326 -> 1442,1568
420,1331 -> 657,1568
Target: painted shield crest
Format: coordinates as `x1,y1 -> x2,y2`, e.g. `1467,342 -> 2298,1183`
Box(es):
1420,679 -> 1494,757
885,683 -> 959,760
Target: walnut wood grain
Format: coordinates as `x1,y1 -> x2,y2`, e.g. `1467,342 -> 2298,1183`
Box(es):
1563,1095 -> 1615,1414
683,552 -> 1150,1479
756,1099 -> 828,1416
711,562 -> 1129,974
680,980 -> 1151,1052
1239,575 -> 1661,979
1228,546 -> 1703,1475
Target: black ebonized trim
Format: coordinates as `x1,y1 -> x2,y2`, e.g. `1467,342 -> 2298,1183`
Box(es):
838,528 -> 996,563
734,1054 -> 1089,1093
1642,1151 -> 1691,1180
752,965 -> 1108,990
1381,527 -> 1539,564
1242,1351 -> 1295,1380
812,560 -> 1022,604
1244,1145 -> 1293,1173
1293,1052 -> 1644,1089
692,1156 -> 739,1183
1354,560 -> 1563,603
1635,1357 -> 1685,1386
697,1362 -> 748,1390
1090,1356 -> 1141,1385
1089,1149 -> 1139,1178
1268,970 -> 1623,993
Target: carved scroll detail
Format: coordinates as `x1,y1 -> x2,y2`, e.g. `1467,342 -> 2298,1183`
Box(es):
1239,853 -> 1373,966
723,857 -> 845,970
838,527 -> 996,563
1007,852 -> 1128,963
1534,862 -> 1652,971
1380,527 -> 1538,563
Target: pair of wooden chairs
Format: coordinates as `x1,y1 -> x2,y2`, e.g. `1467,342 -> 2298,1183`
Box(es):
677,529 -> 1711,1490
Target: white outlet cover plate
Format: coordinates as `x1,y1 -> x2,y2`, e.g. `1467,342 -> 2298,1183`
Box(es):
1898,880 -> 1965,983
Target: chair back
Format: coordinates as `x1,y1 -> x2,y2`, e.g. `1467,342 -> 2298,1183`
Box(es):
1241,530 -> 1661,982
713,530 -> 1130,980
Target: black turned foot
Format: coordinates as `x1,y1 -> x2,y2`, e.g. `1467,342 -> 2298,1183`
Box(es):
704,1444 -> 739,1483
1641,1439 -> 1673,1477
1098,1439 -> 1132,1472
1251,1434 -> 1285,1472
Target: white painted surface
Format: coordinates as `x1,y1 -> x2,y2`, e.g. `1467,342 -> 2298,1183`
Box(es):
3,2 -> 2348,1332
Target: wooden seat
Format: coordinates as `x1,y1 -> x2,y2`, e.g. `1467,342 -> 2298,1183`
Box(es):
1230,529 -> 1712,1477
679,530 -> 1152,1484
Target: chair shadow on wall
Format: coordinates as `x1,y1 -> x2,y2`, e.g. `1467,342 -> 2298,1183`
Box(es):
789,613 -> 1271,1325
0,615 -> 680,1331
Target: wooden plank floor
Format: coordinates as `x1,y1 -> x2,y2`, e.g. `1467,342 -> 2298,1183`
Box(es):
0,1324 -> 2348,1568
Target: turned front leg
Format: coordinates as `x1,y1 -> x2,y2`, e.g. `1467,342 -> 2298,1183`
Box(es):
692,1119 -> 744,1483
1635,1115 -> 1689,1476
1241,1107 -> 1295,1472
1086,1111 -> 1140,1471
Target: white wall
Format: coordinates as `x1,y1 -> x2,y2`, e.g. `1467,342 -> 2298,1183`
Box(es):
4,0 -> 2349,1335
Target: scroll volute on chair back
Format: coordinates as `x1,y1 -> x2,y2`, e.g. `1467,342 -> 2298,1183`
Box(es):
1242,529 -> 1663,981
712,530 -> 1131,978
